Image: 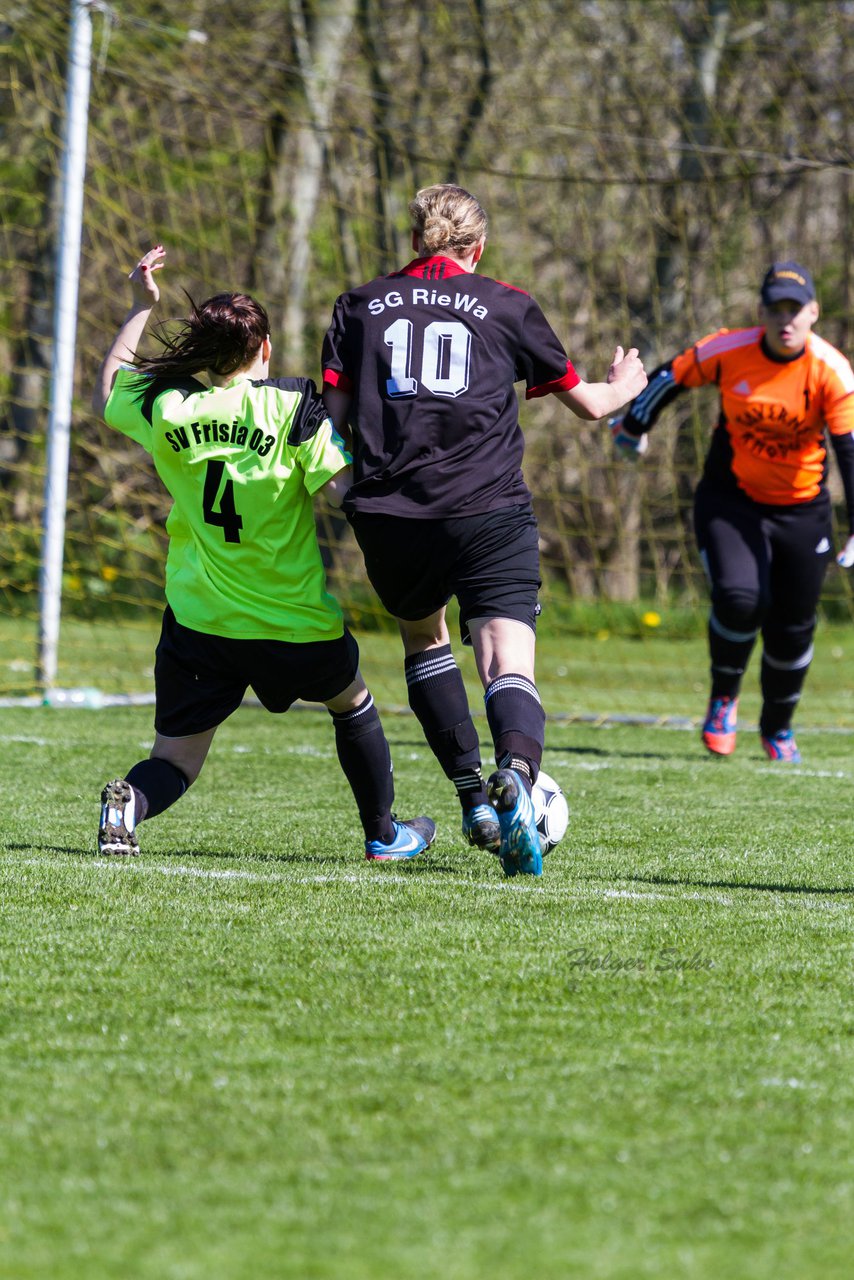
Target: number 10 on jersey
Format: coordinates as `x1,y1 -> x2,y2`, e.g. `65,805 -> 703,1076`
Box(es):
384,318 -> 472,399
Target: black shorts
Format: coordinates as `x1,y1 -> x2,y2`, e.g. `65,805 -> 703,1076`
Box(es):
153,606 -> 360,737
694,481 -> 832,621
349,504 -> 541,645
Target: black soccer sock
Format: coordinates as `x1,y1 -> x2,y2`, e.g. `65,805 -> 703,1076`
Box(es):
708,611 -> 758,699
484,673 -> 545,790
759,643 -> 813,737
330,693 -> 395,844
125,757 -> 189,822
404,645 -> 488,812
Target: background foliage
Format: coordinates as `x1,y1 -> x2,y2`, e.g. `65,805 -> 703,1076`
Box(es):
1,0 -> 854,700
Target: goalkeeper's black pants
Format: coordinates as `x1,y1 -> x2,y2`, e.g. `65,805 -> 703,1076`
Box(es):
694,481 -> 832,735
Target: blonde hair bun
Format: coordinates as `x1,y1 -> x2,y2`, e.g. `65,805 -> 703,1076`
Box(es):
409,184 -> 488,258
422,214 -> 456,254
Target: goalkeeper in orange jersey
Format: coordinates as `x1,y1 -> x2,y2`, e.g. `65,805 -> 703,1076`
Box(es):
92,245 -> 434,861
610,261 -> 854,763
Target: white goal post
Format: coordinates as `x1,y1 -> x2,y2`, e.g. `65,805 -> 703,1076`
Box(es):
37,0 -> 93,691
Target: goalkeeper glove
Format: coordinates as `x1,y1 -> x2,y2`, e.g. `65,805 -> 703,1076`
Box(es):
837,535 -> 854,568
609,416 -> 648,460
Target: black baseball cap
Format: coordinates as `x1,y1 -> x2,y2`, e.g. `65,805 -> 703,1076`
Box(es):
760,261 -> 815,306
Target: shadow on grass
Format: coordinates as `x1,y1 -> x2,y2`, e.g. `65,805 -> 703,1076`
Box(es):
619,871 -> 854,896
544,743 -> 672,761
387,735 -> 676,762
10,844 -> 91,857
16,846 -> 847,891
13,842 -> 462,875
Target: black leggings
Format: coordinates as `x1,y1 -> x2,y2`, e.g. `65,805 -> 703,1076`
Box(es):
693,481 -> 832,733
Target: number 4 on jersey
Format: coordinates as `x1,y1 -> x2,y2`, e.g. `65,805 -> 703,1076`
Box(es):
203,459 -> 243,543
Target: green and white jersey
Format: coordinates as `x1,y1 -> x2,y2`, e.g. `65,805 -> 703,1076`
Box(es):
105,367 -> 351,641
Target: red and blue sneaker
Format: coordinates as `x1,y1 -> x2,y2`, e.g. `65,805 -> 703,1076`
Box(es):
701,695 -> 738,756
461,802 -> 500,853
487,769 -> 542,877
365,816 -> 435,861
760,729 -> 801,764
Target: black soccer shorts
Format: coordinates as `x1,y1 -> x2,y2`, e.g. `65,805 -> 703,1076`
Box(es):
694,480 -> 832,631
153,606 -> 361,737
349,503 -> 541,644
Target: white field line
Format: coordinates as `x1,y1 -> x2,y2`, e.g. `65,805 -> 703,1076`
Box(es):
6,695 -> 854,736
10,856 -> 851,910
3,734 -> 850,781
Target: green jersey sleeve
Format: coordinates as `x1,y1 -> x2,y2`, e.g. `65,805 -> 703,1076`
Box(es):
298,418 -> 352,496
104,366 -> 207,452
103,366 -> 154,451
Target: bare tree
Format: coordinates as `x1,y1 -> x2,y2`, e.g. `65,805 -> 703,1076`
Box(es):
250,0 -> 358,366
0,16 -> 62,487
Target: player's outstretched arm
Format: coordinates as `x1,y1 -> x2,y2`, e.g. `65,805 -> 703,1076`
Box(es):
92,244 -> 165,418
605,357 -> 686,459
828,430 -> 854,567
554,345 -> 648,422
608,415 -> 649,460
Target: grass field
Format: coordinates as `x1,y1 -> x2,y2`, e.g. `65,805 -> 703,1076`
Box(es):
1,640 -> 852,1279
4,609 -> 854,727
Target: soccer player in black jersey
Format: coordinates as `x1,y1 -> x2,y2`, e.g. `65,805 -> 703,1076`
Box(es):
322,184 -> 646,876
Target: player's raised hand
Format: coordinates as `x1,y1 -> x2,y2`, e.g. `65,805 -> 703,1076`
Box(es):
836,535 -> 854,568
609,415 -> 648,460
606,345 -> 647,401
129,244 -> 166,305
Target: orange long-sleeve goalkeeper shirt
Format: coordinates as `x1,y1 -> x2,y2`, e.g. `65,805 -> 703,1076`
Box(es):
670,327 -> 854,506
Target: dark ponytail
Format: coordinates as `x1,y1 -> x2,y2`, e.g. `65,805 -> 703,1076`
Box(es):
134,292 -> 270,381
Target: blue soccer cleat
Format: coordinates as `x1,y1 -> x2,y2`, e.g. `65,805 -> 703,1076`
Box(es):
487,769 -> 542,877
462,802 -> 501,853
365,816 -> 435,861
760,729 -> 801,764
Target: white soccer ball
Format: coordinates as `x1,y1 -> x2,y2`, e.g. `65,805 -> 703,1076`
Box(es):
532,770 -> 569,855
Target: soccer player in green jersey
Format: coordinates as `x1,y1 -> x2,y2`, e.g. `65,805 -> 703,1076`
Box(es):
93,245 -> 434,861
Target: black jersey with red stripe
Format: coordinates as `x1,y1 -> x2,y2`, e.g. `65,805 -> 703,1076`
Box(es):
322,255 -> 579,517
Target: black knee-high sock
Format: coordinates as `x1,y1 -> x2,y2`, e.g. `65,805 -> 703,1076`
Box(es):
330,694 -> 395,843
404,645 -> 488,812
708,611 -> 758,699
125,757 -> 189,822
760,643 -> 813,737
484,674 -> 545,791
